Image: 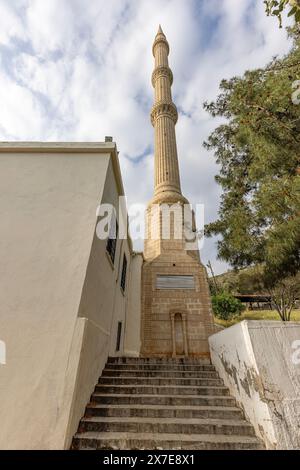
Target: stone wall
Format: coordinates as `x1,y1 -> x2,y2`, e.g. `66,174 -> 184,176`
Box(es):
141,251 -> 215,357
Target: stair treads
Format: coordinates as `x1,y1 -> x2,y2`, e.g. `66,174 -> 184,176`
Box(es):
90,393 -> 237,406
73,431 -> 264,450
72,357 -> 264,450
85,403 -> 243,419
79,416 -> 254,435
102,369 -> 219,377
99,377 -> 223,385
105,364 -> 216,371
96,384 -> 229,396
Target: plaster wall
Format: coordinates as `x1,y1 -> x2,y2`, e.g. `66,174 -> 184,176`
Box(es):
209,320 -> 300,449
0,144 -> 142,449
61,158 -> 135,448
0,149 -> 109,449
124,253 -> 144,357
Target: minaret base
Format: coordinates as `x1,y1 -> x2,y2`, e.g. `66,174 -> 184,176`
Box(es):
141,251 -> 215,358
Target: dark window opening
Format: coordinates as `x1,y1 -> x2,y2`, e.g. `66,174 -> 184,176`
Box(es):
120,254 -> 127,292
106,213 -> 118,264
116,322 -> 122,351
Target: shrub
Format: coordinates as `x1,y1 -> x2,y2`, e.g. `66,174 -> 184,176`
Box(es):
212,292 -> 245,320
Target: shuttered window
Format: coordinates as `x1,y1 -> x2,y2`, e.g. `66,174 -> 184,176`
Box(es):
156,275 -> 195,290
120,254 -> 127,292
116,322 -> 122,351
106,215 -> 118,264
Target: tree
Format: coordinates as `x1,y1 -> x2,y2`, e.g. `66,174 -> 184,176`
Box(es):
206,260 -> 220,295
212,292 -> 245,321
267,274 -> 300,320
204,28 -> 300,292
235,266 -> 299,320
214,266 -> 299,321
265,0 -> 300,27
237,266 -> 266,294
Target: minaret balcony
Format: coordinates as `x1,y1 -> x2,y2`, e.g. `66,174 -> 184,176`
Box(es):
150,101 -> 178,126
151,66 -> 173,87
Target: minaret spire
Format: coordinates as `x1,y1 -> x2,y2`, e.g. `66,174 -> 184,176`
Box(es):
157,24 -> 163,34
151,26 -> 183,201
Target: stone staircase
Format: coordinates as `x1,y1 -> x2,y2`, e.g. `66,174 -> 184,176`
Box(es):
72,357 -> 264,450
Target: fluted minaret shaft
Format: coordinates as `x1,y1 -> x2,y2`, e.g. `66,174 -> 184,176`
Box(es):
151,26 -> 182,198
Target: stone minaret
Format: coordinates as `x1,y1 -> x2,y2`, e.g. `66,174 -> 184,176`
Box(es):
151,25 -> 182,200
141,27 -> 215,358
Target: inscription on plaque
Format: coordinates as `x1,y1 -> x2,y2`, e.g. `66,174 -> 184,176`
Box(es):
156,275 -> 195,290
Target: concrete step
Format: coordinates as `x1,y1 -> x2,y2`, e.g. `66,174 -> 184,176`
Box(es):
98,376 -> 224,386
107,357 -> 211,365
91,393 -> 236,407
105,363 -> 216,371
95,384 -> 229,396
78,416 -> 255,436
72,431 -> 264,450
102,369 -> 219,378
72,357 -> 264,451
85,404 -> 244,420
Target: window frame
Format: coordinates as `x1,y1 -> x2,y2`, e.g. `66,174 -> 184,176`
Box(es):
120,253 -> 128,292
106,213 -> 118,265
116,321 -> 122,352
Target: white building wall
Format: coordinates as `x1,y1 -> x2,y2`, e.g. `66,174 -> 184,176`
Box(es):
124,253 -> 144,357
0,143 -> 142,450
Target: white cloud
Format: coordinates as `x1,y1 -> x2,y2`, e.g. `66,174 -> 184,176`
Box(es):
0,65 -> 46,139
0,0 -> 26,45
25,0 -> 77,56
13,54 -> 69,102
0,0 -> 294,274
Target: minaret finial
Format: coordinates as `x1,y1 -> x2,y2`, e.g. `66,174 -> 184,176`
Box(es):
156,24 -> 166,38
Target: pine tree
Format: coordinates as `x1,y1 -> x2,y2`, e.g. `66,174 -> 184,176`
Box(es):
204,28 -> 300,287
265,0 -> 300,27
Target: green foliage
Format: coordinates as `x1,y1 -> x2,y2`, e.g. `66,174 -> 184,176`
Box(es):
212,292 -> 245,320
215,308 -> 300,328
213,266 -> 300,321
264,0 -> 300,27
204,28 -> 300,285
237,266 -> 266,294
215,266 -> 266,295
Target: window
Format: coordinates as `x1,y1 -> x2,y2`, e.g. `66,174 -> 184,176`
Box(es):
120,254 -> 127,292
116,322 -> 122,351
106,214 -> 118,264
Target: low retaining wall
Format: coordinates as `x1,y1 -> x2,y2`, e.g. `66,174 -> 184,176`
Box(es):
209,320 -> 300,450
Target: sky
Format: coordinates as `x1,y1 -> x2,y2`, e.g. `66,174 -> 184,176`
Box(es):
0,0 -> 293,274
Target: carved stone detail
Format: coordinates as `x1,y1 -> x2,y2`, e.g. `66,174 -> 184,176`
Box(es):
150,101 -> 178,126
151,66 -> 173,87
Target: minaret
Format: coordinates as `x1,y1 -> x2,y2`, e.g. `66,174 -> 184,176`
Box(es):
141,27 -> 215,358
144,26 -> 189,260
151,25 -> 183,200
